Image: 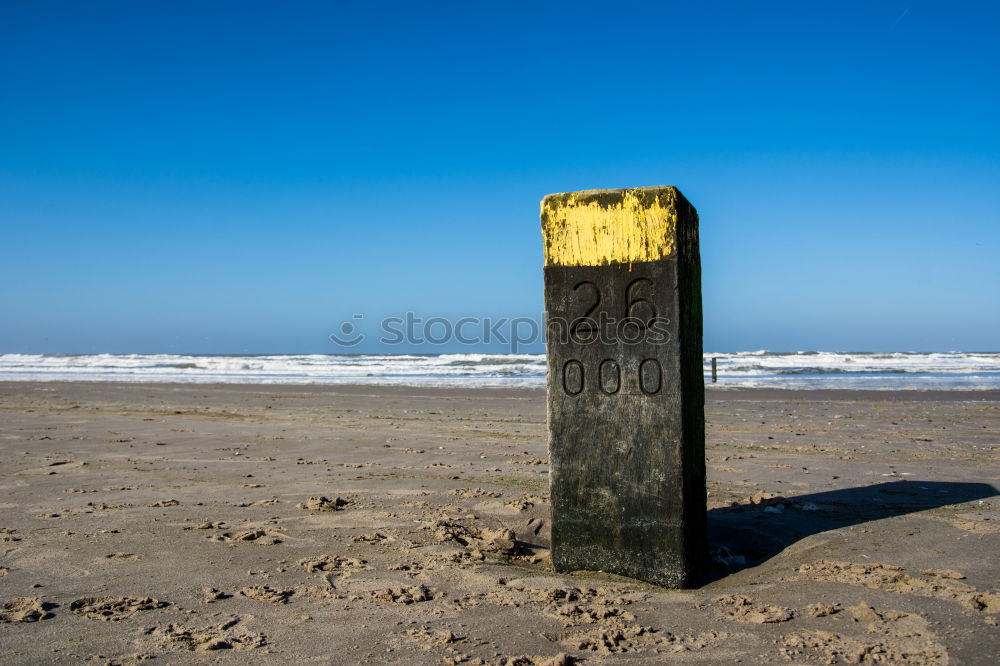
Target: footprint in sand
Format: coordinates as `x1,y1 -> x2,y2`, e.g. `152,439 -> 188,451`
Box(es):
70,595 -> 169,621
0,597 -> 56,623
239,585 -> 292,604
781,602 -> 948,664
145,617 -> 267,652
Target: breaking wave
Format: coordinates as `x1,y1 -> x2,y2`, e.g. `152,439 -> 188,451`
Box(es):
0,351 -> 997,390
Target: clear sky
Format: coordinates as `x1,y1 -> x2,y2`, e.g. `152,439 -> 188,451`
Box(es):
1,1 -> 998,354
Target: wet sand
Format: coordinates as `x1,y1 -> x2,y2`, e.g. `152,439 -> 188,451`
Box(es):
1,381 -> 998,664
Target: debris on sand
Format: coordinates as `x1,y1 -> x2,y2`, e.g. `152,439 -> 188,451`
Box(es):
452,487 -> 502,499
298,555 -> 368,573
209,529 -> 282,545
105,552 -> 139,560
369,585 -> 435,604
715,595 -> 794,624
807,602 -> 842,617
201,588 -> 231,603
295,496 -> 350,511
497,654 -> 576,666
425,519 -> 523,558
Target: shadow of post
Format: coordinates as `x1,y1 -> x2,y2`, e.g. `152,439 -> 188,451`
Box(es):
701,480 -> 998,586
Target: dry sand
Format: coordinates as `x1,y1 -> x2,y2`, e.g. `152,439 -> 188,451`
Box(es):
0,381 -> 998,664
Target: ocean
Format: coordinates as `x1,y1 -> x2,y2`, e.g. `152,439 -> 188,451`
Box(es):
1,351 -> 999,390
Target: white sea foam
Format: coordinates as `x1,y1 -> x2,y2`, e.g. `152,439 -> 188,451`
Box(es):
0,353 -> 548,388
0,352 -> 998,389
703,351 -> 1000,390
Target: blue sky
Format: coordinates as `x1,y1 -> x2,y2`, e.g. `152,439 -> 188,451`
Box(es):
1,1 -> 998,354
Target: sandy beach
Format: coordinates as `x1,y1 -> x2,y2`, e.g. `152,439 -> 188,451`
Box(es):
1,381 -> 998,664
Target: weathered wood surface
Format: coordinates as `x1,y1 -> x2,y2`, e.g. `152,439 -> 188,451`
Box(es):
541,186 -> 705,587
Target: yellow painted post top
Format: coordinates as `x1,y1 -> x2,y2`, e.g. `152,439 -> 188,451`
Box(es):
540,186 -> 692,267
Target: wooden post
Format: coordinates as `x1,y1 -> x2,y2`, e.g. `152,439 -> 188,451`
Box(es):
541,186 -> 705,588
712,357 -> 717,383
